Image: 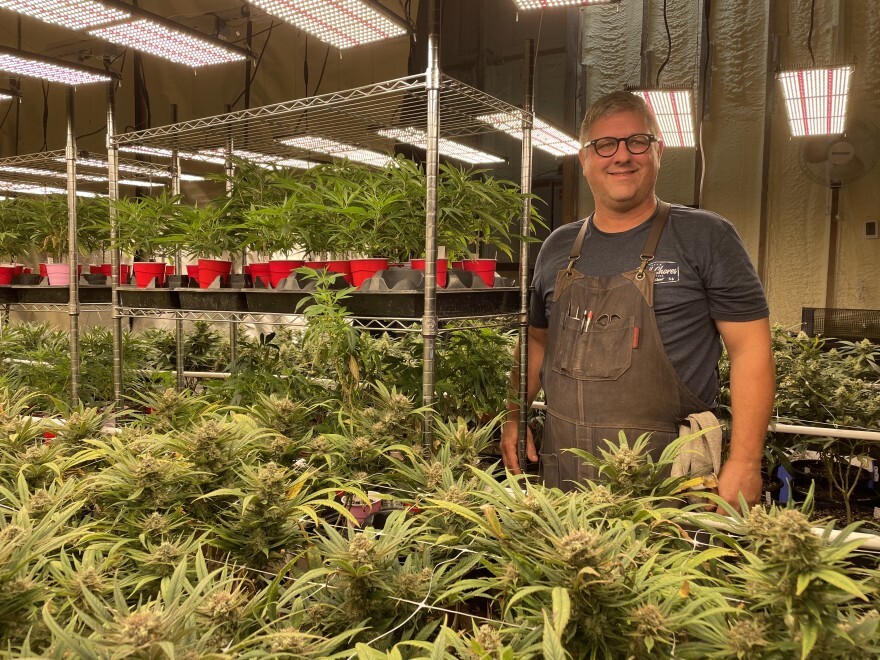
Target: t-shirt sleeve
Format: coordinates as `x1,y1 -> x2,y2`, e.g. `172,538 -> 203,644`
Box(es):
529,247 -> 551,328
703,221 -> 769,321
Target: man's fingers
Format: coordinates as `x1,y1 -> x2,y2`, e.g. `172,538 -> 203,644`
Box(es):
526,432 -> 538,462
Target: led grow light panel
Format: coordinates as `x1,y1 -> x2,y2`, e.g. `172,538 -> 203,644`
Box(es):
377,127 -> 504,165
88,19 -> 247,67
631,89 -> 695,148
197,148 -> 318,170
477,112 -> 580,157
279,136 -> 394,167
778,66 -> 853,136
0,0 -> 130,30
0,91 -> 15,102
249,0 -> 408,49
0,50 -> 114,85
0,165 -> 107,183
512,0 -> 620,8
0,179 -> 102,196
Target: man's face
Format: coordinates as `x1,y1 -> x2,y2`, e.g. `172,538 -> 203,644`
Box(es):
577,110 -> 663,215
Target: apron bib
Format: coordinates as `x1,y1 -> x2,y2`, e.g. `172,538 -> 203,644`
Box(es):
540,201 -> 706,490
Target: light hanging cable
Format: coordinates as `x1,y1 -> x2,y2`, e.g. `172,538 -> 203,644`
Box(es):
0,0 -> 249,68
377,127 -> 504,165
512,0 -> 620,9
248,0 -> 409,49
0,46 -> 115,85
476,112 -> 580,157
778,66 -> 853,137
630,89 -> 696,148
278,135 -> 394,167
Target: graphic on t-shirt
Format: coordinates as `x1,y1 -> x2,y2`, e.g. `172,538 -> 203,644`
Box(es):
649,261 -> 680,283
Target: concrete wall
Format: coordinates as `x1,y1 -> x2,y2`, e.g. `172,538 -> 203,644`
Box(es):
581,0 -> 880,327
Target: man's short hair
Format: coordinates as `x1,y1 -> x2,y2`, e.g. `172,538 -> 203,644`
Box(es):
579,90 -> 661,144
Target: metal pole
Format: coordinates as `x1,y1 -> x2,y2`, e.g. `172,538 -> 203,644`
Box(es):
225,105 -> 238,366
421,0 -> 441,452
107,81 -> 124,409
66,88 -> 80,407
518,40 -> 535,470
171,104 -> 185,391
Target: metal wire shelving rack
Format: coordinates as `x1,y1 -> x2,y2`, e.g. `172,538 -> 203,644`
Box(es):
108,33 -> 536,450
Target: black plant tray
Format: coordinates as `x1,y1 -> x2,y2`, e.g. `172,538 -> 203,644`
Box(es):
176,288 -> 248,312
245,287 -> 520,318
11,285 -> 111,304
0,286 -> 17,304
118,286 -> 180,310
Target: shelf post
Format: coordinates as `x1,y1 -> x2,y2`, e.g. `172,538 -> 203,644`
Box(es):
66,87 -> 81,407
171,104 -> 185,392
421,0 -> 441,452
518,39 -> 535,471
224,110 -> 238,366
107,80 -> 124,409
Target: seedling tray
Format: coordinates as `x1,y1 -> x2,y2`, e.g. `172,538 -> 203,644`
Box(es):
118,286 -> 180,310
176,288 -> 248,312
12,285 -> 111,304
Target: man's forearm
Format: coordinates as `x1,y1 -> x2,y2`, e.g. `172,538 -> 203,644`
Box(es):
726,349 -> 775,463
504,329 -> 546,422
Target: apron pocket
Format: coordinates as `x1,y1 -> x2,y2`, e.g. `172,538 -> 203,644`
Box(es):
553,315 -> 634,381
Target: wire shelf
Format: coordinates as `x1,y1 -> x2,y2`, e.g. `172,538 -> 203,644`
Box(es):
118,306 -> 517,332
0,149 -> 177,193
112,74 -> 527,159
4,303 -> 111,313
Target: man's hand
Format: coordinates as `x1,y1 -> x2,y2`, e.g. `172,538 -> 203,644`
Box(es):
715,458 -> 763,512
499,420 -> 538,474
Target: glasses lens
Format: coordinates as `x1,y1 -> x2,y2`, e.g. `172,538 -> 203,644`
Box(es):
594,137 -> 619,157
626,134 -> 652,154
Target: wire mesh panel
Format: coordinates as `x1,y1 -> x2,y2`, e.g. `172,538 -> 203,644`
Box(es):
801,307 -> 880,343
112,74 -> 526,159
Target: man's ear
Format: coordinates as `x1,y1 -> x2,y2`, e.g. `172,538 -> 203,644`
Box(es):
577,148 -> 588,175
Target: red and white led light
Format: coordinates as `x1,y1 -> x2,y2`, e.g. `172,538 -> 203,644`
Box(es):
279,136 -> 394,167
631,89 -> 695,148
477,112 -> 580,157
778,66 -> 853,137
0,0 -> 130,30
378,127 -> 504,165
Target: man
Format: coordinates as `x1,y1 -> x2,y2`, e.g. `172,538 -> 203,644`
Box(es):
499,90 -> 775,510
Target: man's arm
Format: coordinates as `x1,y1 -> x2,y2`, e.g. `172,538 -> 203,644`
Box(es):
499,326 -> 547,474
714,317 -> 775,511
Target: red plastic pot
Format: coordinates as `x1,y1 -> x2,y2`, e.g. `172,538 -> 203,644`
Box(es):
45,263 -> 70,286
268,259 -> 304,288
132,261 -> 167,288
350,258 -> 389,288
462,258 -> 496,287
326,259 -> 352,285
248,262 -> 271,287
304,260 -> 328,270
0,266 -> 14,285
186,264 -> 199,284
89,264 -> 103,275
196,258 -> 233,288
410,258 -> 448,288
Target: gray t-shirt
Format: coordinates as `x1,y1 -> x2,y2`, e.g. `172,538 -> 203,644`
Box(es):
530,204 -> 769,406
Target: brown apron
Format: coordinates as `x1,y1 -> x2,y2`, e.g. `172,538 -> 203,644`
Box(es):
540,201 -> 707,491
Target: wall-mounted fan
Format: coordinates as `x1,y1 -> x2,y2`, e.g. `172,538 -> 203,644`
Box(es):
797,117 -> 879,188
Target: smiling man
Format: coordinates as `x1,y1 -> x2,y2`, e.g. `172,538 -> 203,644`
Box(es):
499,90 -> 775,511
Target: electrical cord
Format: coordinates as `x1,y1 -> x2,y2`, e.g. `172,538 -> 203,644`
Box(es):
807,0 -> 816,66
697,0 -> 711,208
312,45 -> 331,97
40,81 -> 49,151
655,0 -> 671,87
229,20 -> 277,109
0,101 -> 13,133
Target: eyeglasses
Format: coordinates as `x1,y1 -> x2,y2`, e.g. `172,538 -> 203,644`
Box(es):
582,133 -> 658,157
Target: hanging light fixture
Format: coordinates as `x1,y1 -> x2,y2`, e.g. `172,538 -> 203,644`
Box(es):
0,0 -> 248,68
0,165 -> 107,182
0,179 -> 103,196
629,88 -> 696,148
512,0 -> 620,9
55,156 -> 206,182
476,112 -> 580,157
0,87 -> 20,101
778,65 -> 853,137
278,136 -> 395,167
0,46 -> 115,85
196,148 -> 318,170
248,0 -> 409,49
377,127 -> 504,165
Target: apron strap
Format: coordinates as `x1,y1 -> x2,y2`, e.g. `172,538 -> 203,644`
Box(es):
564,212 -> 594,273
635,200 -> 671,281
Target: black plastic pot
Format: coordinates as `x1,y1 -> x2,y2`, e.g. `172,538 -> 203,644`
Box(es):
786,458 -> 880,509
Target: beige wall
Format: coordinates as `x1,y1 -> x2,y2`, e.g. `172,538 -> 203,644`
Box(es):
581,0 -> 880,328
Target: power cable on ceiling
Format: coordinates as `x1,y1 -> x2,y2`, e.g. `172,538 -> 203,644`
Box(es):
655,0 -> 671,86
229,20 -> 277,109
0,102 -> 13,133
807,0 -> 816,66
312,45 -> 331,96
